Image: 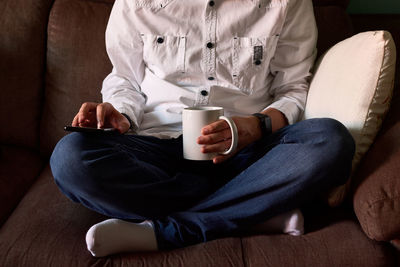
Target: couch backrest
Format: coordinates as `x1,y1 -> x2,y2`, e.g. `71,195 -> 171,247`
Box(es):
0,0 -> 54,149
314,4 -> 353,58
34,0 -> 353,156
40,0 -> 114,154
313,0 -> 350,7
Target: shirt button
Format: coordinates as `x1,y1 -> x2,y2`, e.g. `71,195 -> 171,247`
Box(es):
157,37 -> 164,44
208,77 -> 215,81
206,42 -> 214,49
201,90 -> 209,96
209,1 -> 215,7
255,60 -> 262,65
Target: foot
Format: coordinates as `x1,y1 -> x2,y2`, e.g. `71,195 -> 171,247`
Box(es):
251,209 -> 304,236
85,219 -> 158,257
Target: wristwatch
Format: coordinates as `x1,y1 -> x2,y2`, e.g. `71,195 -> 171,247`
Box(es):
251,113 -> 272,137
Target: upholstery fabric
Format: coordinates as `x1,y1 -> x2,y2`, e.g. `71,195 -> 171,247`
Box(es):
313,5 -> 353,58
1,0 -> 399,264
0,167 -> 245,267
40,0 -> 113,155
0,0 -> 54,148
1,166 -> 395,266
242,208 -> 397,267
353,90 -> 400,242
304,31 -> 397,206
312,0 -> 350,7
0,146 -> 43,225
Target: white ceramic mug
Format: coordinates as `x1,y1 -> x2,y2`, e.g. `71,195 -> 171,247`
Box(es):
182,106 -> 238,160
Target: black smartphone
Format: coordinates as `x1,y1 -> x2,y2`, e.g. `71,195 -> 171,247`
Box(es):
64,126 -> 118,133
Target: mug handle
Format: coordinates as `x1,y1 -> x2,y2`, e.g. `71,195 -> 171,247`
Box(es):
218,116 -> 238,155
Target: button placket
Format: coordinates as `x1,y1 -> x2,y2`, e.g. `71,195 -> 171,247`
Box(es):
203,0 -> 217,85
232,37 -> 239,82
177,36 -> 186,73
195,88 -> 210,106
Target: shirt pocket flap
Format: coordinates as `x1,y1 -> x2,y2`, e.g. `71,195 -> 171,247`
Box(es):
135,0 -> 176,12
141,34 -> 187,75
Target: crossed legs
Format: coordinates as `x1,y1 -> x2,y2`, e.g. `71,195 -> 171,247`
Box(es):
50,118 -> 355,255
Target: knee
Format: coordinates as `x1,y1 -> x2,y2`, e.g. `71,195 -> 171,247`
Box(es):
313,118 -> 355,160
50,133 -> 92,192
304,118 -> 355,181
294,118 -> 355,187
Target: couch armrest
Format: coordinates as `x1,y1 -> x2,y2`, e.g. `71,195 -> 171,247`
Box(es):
353,91 -> 400,242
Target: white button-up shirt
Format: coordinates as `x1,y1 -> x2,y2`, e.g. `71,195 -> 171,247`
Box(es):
101,0 -> 318,138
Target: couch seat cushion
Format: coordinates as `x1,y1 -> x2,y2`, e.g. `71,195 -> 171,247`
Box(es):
1,165 -> 397,266
242,206 -> 397,266
0,145 -> 43,225
0,166 -> 244,267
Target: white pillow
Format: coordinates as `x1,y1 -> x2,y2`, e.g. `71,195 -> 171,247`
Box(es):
303,31 -> 397,207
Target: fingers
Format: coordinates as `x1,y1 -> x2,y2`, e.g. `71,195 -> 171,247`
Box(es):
75,102 -> 98,127
197,128 -> 231,145
106,114 -> 130,134
201,119 -> 229,135
72,102 -> 130,133
200,138 -> 232,154
208,140 -> 237,164
213,155 -> 230,164
96,103 -> 108,129
198,119 -> 234,164
72,114 -> 79,127
115,114 -> 131,134
98,103 -> 130,133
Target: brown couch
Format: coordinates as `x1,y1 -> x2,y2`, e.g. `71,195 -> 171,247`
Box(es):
1,0 -> 399,266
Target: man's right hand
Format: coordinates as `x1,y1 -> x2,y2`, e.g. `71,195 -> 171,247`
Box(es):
72,102 -> 131,134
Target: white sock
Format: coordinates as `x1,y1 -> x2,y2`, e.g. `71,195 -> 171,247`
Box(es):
251,209 -> 304,236
85,219 -> 158,257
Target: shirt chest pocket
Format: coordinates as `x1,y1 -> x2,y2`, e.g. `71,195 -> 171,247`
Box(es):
141,34 -> 187,77
231,35 -> 279,94
135,0 -> 176,11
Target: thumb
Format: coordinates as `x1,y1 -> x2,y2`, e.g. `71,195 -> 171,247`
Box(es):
107,113 -> 130,134
116,114 -> 131,133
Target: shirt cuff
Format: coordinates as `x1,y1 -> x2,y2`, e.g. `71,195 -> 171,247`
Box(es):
263,99 -> 301,125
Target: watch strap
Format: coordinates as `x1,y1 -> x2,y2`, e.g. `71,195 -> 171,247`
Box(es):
252,113 -> 272,136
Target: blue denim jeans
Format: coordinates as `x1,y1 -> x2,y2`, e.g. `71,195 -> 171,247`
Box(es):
50,118 -> 355,249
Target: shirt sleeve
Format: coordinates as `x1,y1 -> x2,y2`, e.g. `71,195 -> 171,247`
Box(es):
264,0 -> 318,124
101,0 -> 147,131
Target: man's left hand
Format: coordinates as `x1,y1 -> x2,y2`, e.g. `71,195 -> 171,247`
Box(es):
197,116 -> 262,164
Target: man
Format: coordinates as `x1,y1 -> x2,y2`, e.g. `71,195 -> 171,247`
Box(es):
50,0 -> 355,257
